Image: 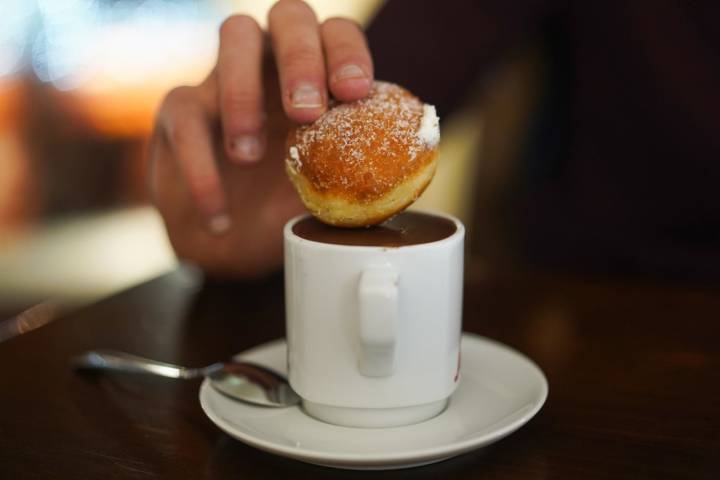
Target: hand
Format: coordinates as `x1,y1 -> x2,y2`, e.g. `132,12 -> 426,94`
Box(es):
148,0 -> 374,277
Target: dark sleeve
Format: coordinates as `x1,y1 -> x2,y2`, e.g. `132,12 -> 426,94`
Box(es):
366,0 -> 555,117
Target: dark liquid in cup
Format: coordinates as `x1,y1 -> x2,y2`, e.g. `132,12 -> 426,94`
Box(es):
292,211 -> 457,247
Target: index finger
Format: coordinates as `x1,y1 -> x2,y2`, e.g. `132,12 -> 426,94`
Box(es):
218,15 -> 265,163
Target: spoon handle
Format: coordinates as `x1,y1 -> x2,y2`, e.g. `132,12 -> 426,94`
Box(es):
72,350 -> 199,379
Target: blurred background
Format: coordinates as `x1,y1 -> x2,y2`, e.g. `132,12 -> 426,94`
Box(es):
0,0 -> 537,315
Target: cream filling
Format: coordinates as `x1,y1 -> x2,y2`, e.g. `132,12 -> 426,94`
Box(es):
417,104 -> 440,148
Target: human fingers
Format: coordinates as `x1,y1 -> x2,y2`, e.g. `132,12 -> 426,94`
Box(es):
268,0 -> 326,123
217,15 -> 265,163
321,17 -> 373,101
157,86 -> 231,234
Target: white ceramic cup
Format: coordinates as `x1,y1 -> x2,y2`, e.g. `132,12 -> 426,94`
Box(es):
283,211 -> 464,428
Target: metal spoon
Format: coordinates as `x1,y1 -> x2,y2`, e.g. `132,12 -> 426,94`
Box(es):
71,350 -> 300,408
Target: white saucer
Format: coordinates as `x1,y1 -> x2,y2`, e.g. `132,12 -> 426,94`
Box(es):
199,333 -> 548,470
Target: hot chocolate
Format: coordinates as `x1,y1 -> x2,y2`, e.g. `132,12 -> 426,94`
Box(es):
292,211 -> 456,247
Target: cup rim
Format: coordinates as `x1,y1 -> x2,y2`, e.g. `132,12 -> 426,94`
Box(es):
283,209 -> 465,252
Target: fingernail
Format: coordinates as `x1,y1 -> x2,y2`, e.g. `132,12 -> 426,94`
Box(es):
209,213 -> 231,235
335,64 -> 366,81
291,84 -> 323,109
230,135 -> 262,162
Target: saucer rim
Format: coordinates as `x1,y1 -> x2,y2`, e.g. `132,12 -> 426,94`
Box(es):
199,332 -> 548,466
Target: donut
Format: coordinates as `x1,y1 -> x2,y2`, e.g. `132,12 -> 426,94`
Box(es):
285,81 -> 440,227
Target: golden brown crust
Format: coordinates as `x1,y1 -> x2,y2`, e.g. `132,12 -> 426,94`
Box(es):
285,81 -> 439,227
287,151 -> 437,227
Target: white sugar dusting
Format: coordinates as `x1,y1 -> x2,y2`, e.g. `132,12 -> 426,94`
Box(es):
290,81 -> 440,198
418,104 -> 440,147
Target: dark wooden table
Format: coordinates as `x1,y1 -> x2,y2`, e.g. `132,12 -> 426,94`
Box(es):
1,263 -> 718,479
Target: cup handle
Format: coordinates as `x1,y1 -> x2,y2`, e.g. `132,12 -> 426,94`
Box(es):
358,265 -> 399,377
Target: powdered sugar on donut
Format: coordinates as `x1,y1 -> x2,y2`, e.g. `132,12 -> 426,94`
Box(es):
418,104 -> 440,148
287,81 -> 440,201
